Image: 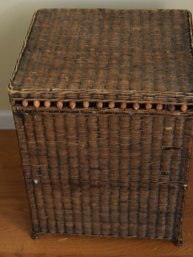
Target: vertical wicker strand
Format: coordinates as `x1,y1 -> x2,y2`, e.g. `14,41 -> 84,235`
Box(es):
95,115 -> 101,234
119,115 -> 130,236
108,113 -> 113,236
164,10 -> 177,91
66,10 -> 84,90
55,10 -> 74,89
172,118 -> 193,244
80,10 -> 94,91
156,116 -> 175,239
76,115 -> 83,235
44,112 -> 63,234
172,128 -> 185,244
139,10 -> 144,92
34,113 -> 56,234
109,114 -> 120,236
14,111 -> 40,235
43,113 -> 59,233
176,11 -> 192,92
139,116 -> 152,238
54,113 -> 71,234
169,11 -> 180,92
164,117 -> 182,239
33,113 -> 51,234
87,115 -> 100,235
27,113 -> 48,234
103,10 -> 113,92
149,11 -> 157,92
51,113 -> 67,234
147,116 -> 164,238
43,11 -> 64,91
179,119 -> 193,192
136,114 -> 142,238
65,114 -> 79,234
76,114 -> 91,235
115,10 -> 124,92
74,114 -> 82,234
127,115 -> 132,236
98,114 -> 110,235
128,115 -> 141,236
92,9 -> 105,90
144,115 -> 154,238
62,114 -> 74,234
130,11 -> 142,91
156,10 -> 168,92
35,11 -> 58,91
51,10 -> 73,89
153,116 -> 165,239
139,10 -> 145,94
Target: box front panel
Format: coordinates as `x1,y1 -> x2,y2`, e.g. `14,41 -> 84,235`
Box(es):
14,110 -> 193,242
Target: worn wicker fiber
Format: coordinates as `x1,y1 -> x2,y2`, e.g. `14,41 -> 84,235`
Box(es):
9,9 -> 193,245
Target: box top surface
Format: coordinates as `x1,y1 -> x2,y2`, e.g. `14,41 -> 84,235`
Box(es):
9,9 -> 193,103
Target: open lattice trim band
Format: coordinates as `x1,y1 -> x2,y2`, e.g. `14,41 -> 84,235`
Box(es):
13,99 -> 191,112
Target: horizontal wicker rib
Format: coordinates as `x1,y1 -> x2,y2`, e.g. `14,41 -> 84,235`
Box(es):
9,8 -> 193,245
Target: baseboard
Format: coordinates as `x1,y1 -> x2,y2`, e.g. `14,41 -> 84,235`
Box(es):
0,111 -> 15,129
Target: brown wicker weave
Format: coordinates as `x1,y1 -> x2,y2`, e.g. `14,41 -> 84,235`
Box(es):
8,9 -> 193,245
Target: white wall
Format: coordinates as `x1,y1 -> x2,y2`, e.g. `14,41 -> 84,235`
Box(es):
0,0 -> 193,128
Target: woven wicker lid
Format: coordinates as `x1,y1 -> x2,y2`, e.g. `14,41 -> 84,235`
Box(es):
9,9 -> 193,103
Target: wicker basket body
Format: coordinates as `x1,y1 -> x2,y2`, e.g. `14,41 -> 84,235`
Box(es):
9,9 -> 193,245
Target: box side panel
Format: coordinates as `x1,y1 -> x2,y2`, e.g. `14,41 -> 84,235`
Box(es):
13,110 -> 193,242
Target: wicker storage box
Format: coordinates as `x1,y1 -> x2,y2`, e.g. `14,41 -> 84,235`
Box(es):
9,9 -> 193,245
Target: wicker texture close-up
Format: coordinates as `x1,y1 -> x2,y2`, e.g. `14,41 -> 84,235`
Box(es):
8,9 -> 193,245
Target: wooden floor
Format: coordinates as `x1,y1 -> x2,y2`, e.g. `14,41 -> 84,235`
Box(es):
0,130 -> 193,257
